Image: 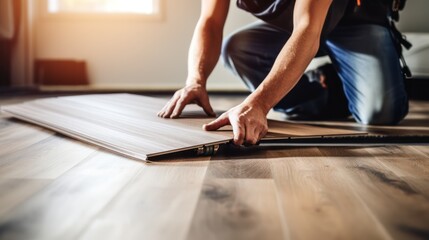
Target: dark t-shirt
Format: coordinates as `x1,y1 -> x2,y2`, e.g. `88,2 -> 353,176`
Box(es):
236,0 -> 390,36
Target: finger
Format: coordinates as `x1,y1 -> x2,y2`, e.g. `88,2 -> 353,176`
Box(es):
253,126 -> 267,145
257,127 -> 268,142
198,95 -> 216,117
231,120 -> 245,145
157,100 -> 172,117
244,122 -> 259,145
161,95 -> 180,118
171,94 -> 191,118
203,114 -> 230,131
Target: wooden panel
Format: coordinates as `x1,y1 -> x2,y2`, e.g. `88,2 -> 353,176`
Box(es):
0,121 -> 53,158
267,119 -> 363,137
318,147 -> 429,240
1,94 -> 364,161
0,95 -> 428,240
365,146 -> 429,199
0,152 -> 143,240
0,135 -> 97,179
205,146 -> 273,179
187,179 -> 285,240
1,94 -> 231,160
0,179 -> 52,217
78,159 -> 210,240
269,148 -> 391,240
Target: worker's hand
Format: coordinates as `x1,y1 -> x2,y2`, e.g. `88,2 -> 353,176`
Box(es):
158,83 -> 216,118
203,102 -> 268,145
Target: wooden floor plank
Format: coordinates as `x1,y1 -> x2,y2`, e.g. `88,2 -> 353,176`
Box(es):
187,178 -> 285,240
412,145 -> 429,158
0,152 -> 143,240
0,95 -> 428,240
2,94 -> 232,160
0,121 -> 53,158
205,146 -> 273,179
269,147 -> 391,240
318,147 -> 429,240
78,158 -> 210,240
0,179 -> 52,217
365,146 -> 429,199
0,118 -> 15,130
0,135 -> 97,179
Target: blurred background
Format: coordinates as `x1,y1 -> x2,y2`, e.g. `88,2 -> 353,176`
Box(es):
0,0 -> 428,95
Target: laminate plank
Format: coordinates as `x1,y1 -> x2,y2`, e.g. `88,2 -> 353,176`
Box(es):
78,158 -> 210,240
269,147 -> 391,240
0,118 -> 14,130
0,122 -> 53,158
187,178 -> 285,240
0,151 -> 143,240
0,179 -> 52,217
0,94 -> 427,240
267,119 -> 363,137
318,147 -> 429,240
2,94 -> 231,160
365,146 -> 429,199
412,145 -> 429,158
0,135 -> 97,179
205,146 -> 273,179
2,94 -> 364,161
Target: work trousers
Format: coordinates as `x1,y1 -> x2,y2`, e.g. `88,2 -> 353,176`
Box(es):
222,22 -> 409,125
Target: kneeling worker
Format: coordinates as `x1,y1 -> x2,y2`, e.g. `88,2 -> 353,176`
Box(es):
158,0 -> 409,145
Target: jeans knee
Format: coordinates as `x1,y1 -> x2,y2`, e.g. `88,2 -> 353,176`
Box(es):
221,33 -> 244,68
353,97 -> 409,125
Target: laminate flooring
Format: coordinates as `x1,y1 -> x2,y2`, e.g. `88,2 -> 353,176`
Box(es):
1,94 -> 364,161
0,93 -> 428,240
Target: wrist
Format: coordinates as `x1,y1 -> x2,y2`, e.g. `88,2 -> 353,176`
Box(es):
243,93 -> 271,115
186,75 -> 207,88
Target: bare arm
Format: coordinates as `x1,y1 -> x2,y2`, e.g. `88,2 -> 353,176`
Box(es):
204,0 -> 333,145
246,0 -> 332,113
187,0 -> 230,87
158,0 -> 230,118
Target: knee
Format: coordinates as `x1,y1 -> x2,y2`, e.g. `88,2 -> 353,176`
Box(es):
221,32 -> 247,68
352,95 -> 409,125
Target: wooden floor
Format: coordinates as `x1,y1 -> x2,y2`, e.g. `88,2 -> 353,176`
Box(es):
0,94 -> 429,240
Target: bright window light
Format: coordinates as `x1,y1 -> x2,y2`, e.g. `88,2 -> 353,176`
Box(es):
47,0 -> 158,14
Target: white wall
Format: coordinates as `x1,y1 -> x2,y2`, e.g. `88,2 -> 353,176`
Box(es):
397,0 -> 429,77
35,1 -> 254,90
34,0 -> 429,90
397,0 -> 429,33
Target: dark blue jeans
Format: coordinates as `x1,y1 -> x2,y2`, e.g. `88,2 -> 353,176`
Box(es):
221,21 -> 409,125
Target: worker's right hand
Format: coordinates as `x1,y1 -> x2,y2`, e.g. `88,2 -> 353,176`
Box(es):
157,83 -> 216,118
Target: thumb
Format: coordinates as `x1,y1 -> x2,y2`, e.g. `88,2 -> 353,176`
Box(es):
203,114 -> 230,131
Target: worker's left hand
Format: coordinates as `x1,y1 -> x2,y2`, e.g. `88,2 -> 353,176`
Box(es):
203,102 -> 268,145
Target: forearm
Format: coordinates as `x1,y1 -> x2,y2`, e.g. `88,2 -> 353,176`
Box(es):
186,20 -> 223,87
245,27 -> 321,113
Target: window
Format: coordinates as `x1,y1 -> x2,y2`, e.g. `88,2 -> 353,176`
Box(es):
43,0 -> 161,19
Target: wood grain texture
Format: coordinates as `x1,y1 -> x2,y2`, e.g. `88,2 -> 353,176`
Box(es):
0,121 -> 53,158
187,179 -> 285,240
1,94 -> 232,160
0,135 -> 97,179
268,147 -> 391,240
78,159 -> 210,240
1,94 -> 364,161
0,179 -> 52,217
0,151 -> 143,240
318,147 -> 429,240
0,94 -> 428,240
